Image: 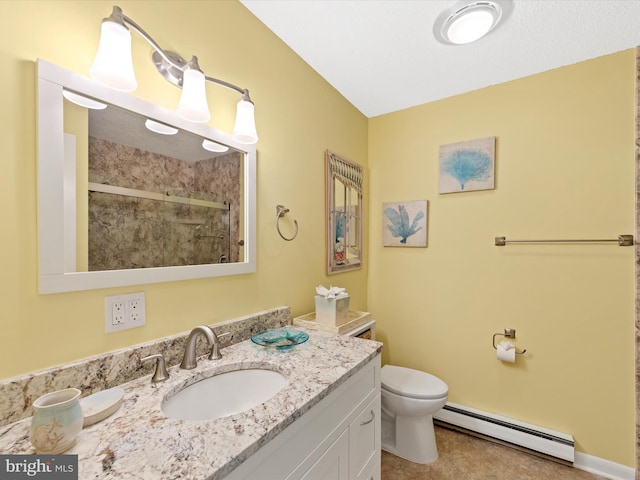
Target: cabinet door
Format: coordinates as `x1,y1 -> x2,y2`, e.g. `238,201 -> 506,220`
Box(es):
296,429 -> 349,480
349,395 -> 381,480
358,455 -> 381,480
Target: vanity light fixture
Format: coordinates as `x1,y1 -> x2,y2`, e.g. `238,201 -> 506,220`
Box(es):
90,5 -> 258,144
433,0 -> 512,45
202,139 -> 229,153
144,119 -> 178,135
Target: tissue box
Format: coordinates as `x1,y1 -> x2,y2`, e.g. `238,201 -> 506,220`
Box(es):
314,294 -> 350,326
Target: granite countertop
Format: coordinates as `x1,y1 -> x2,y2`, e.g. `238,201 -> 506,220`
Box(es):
0,329 -> 382,479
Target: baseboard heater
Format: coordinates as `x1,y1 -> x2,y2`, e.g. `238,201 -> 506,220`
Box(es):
433,402 -> 575,465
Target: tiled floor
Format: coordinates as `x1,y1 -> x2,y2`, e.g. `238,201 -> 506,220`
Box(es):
381,426 -> 605,480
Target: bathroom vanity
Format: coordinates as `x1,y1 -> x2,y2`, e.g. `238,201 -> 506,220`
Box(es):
0,328 -> 381,480
226,350 -> 380,480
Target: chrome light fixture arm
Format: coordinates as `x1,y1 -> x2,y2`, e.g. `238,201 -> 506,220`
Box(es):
204,74 -> 250,99
93,5 -> 258,141
114,8 -> 174,69
108,5 -> 249,96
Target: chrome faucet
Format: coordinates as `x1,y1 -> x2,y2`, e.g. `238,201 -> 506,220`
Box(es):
180,325 -> 222,370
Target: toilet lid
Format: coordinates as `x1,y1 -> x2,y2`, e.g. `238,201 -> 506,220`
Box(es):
381,365 -> 448,400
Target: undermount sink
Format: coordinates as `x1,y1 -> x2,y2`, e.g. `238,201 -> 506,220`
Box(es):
162,368 -> 288,421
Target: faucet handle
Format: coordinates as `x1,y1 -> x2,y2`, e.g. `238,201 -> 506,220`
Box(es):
209,332 -> 230,360
141,354 -> 169,383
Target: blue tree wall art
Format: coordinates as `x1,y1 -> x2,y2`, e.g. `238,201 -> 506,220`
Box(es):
439,137 -> 495,193
382,200 -> 428,247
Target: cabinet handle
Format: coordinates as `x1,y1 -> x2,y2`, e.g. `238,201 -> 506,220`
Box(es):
360,410 -> 375,426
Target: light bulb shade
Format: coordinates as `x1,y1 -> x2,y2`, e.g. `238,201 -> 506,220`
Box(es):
202,139 -> 229,153
62,90 -> 107,110
145,119 -> 178,135
90,21 -> 137,91
177,68 -> 210,123
232,99 -> 258,144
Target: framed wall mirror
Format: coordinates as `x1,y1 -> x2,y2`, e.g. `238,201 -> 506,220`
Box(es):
325,150 -> 363,274
37,60 -> 256,294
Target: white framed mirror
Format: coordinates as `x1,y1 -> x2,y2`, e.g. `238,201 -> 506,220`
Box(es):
325,150 -> 363,274
37,59 -> 256,294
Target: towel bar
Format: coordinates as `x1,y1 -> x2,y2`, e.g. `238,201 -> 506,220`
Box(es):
495,234 -> 633,246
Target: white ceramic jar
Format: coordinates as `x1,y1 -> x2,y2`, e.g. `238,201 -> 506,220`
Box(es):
29,388 -> 83,454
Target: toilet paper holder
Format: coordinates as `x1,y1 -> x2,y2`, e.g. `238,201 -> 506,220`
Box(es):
492,328 -> 527,354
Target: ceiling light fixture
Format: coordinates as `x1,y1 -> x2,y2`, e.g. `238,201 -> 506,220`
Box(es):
202,139 -> 229,153
433,0 -> 512,45
144,119 -> 178,135
62,90 -> 107,110
90,6 -> 258,144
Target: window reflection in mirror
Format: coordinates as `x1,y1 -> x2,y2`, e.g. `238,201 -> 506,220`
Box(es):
326,150 -> 363,274
63,97 -> 244,272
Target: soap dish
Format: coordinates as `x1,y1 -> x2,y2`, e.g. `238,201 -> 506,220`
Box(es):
251,328 -> 309,350
80,387 -> 124,427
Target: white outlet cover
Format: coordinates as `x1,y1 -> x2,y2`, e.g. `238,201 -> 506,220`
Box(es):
105,292 -> 146,333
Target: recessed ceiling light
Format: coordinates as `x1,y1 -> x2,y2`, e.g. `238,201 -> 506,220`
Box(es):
433,0 -> 512,45
144,119 -> 178,135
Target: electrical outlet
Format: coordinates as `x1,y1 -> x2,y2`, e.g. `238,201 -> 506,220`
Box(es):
129,300 -> 140,321
105,292 -> 146,333
128,296 -> 145,324
112,301 -> 125,325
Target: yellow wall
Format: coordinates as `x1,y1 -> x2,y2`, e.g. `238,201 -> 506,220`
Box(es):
368,50 -> 636,466
0,0 -> 368,378
0,0 -> 635,468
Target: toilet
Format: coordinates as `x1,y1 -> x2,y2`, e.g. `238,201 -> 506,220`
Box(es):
381,365 -> 449,464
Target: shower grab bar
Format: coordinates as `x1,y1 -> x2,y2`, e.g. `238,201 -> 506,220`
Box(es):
88,182 -> 229,210
495,234 -> 633,247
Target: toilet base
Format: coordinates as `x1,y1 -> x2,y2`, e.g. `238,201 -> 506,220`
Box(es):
381,412 -> 438,464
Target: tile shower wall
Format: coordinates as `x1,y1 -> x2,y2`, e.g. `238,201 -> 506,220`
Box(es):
88,137 -> 242,270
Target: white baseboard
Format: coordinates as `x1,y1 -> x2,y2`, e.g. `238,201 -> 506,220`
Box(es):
433,402 -> 574,462
433,401 -> 636,480
574,452 -> 635,480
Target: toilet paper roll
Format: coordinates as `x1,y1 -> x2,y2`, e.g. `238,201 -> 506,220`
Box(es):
497,341 -> 516,363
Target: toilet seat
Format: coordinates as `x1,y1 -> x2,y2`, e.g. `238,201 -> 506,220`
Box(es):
382,365 -> 448,400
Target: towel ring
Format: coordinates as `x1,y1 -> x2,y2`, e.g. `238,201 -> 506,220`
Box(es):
276,205 -> 298,241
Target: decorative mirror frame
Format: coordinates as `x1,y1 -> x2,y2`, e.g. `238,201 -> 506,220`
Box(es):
37,59 -> 256,294
325,150 -> 363,274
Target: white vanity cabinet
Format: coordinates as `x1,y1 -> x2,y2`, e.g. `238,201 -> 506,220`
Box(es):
226,354 -> 381,480
349,396 -> 381,480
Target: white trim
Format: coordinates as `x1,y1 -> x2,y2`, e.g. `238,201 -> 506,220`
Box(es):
63,134 -> 77,272
37,59 -> 257,294
574,452 -> 635,480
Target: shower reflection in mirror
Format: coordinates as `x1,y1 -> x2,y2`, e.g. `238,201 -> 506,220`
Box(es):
65,95 -> 243,271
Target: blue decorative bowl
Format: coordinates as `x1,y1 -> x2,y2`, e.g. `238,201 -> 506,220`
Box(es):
251,328 -> 309,350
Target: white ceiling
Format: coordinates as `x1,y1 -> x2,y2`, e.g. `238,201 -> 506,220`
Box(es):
240,0 -> 640,118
